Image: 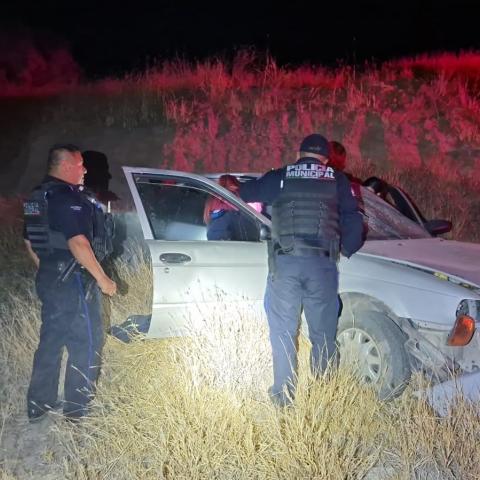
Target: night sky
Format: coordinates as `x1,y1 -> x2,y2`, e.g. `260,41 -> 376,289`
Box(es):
2,0 -> 480,77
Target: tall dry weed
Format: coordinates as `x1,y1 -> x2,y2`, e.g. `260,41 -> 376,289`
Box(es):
53,304 -> 480,479
107,241 -> 153,327
1,218 -> 480,478
56,310 -> 388,479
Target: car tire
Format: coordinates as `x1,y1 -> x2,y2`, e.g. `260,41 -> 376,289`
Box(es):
337,309 -> 411,399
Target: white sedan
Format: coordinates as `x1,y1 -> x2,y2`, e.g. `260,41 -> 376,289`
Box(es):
119,167 -> 480,399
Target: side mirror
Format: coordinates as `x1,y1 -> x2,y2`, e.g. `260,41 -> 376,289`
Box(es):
424,219 -> 452,236
259,225 -> 271,241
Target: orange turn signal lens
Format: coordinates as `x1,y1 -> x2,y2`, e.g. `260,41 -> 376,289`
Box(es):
447,314 -> 476,347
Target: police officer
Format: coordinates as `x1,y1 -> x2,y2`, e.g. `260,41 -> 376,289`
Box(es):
240,134 -> 364,407
23,144 -> 117,422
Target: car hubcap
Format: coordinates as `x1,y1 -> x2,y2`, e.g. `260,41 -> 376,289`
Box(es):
337,328 -> 382,384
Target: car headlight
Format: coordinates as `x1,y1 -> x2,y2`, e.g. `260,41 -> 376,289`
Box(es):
456,299 -> 480,321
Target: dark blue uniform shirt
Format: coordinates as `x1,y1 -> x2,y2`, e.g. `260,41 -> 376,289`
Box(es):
239,159 -> 364,257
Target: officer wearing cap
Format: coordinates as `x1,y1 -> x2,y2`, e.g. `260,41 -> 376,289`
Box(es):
23,144 -> 117,422
240,134 -> 364,406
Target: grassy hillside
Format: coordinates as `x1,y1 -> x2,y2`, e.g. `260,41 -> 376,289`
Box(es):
1,52 -> 480,479
2,50 -> 480,239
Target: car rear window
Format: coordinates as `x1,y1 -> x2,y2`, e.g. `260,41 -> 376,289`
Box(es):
360,187 -> 430,240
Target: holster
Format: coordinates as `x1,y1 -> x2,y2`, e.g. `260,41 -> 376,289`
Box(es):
56,260 -> 96,300
329,239 -> 340,263
57,258 -> 79,284
267,241 -> 278,277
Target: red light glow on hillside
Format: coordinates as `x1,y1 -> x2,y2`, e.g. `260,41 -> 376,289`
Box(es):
1,49 -> 480,243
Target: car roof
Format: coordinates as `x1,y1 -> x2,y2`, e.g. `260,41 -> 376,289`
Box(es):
205,172 -> 262,183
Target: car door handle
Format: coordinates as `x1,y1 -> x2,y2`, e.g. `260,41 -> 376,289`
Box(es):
159,253 -> 192,264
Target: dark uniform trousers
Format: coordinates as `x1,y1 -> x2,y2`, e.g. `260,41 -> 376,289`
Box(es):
27,263 -> 104,419
264,254 -> 339,400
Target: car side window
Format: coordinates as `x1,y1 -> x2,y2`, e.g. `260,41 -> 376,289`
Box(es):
136,179 -> 260,242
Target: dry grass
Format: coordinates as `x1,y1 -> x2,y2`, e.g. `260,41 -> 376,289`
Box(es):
2,51 -> 480,478
107,242 -> 153,327
1,218 -> 480,479
55,337 -> 387,479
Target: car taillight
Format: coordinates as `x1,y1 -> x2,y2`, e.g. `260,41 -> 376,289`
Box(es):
447,315 -> 476,346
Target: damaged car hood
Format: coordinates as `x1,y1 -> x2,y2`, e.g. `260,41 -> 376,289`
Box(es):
359,238 -> 480,288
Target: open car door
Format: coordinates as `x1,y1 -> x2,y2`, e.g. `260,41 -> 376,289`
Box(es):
122,167 -> 269,337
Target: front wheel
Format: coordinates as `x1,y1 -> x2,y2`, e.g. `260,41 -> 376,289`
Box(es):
337,310 -> 411,399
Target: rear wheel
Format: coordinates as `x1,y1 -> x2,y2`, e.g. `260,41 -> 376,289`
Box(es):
337,310 -> 411,399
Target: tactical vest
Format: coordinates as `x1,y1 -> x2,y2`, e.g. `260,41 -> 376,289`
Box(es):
23,181 -> 114,261
271,160 -> 340,257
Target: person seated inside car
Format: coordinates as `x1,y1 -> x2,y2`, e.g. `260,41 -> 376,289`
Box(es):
203,174 -> 259,241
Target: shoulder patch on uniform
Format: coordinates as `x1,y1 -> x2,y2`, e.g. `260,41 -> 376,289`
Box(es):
23,201 -> 41,216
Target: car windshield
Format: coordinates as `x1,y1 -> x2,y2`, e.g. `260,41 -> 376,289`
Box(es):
360,186 -> 430,240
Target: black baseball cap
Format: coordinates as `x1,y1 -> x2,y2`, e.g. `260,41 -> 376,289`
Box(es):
299,134 -> 330,158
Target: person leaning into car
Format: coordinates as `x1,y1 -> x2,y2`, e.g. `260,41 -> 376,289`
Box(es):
239,134 -> 364,407
23,144 -> 117,423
